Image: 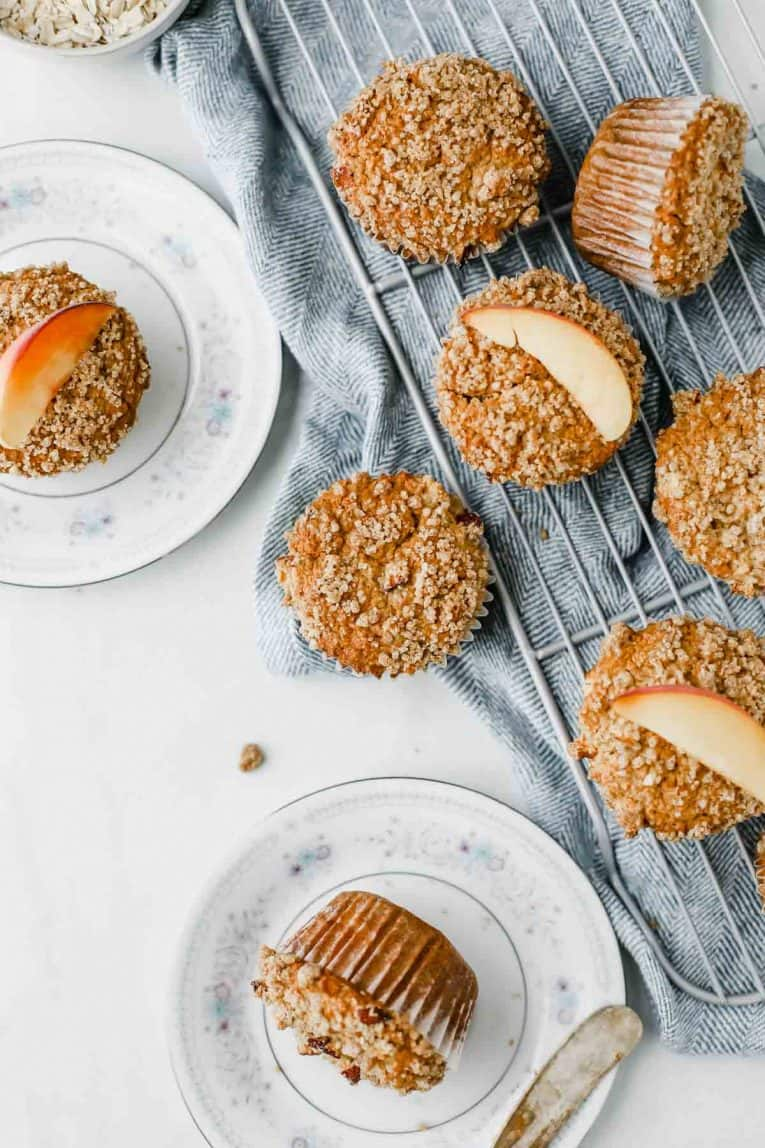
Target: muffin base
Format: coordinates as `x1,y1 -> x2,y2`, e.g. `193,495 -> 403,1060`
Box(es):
254,948 -> 446,1094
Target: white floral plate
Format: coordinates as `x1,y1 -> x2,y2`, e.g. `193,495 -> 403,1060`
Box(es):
0,140 -> 281,587
170,777 -> 624,1148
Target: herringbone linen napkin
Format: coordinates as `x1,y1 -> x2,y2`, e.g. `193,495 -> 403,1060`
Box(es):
150,0 -> 765,1052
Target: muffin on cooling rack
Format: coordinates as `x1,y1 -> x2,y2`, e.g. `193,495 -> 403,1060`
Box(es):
573,96 -> 748,298
0,263 -> 150,477
328,53 -> 550,263
654,370 -> 764,598
254,890 -> 478,1093
572,617 -> 765,840
435,267 -> 645,488
275,472 -> 489,677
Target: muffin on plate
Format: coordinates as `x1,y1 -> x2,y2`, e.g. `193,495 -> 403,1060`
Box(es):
572,96 -> 748,298
328,53 -> 550,263
654,370 -> 764,598
435,268 -> 645,488
254,890 -> 478,1093
275,472 -> 490,677
572,617 -> 765,840
0,263 -> 150,477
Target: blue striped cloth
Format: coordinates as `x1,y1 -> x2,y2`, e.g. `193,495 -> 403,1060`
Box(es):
150,0 -> 765,1052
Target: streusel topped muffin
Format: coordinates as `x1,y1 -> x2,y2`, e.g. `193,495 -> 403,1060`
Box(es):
654,370 -> 764,598
0,263 -> 150,477
573,96 -> 748,297
329,53 -> 549,263
435,268 -> 645,488
254,891 -> 478,1093
572,617 -> 765,840
276,472 -> 489,677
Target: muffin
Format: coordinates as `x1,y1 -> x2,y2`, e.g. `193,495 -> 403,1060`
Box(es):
0,263 -> 150,476
435,268 -> 645,488
572,617 -> 765,840
328,53 -> 550,263
254,891 -> 478,1093
275,472 -> 490,677
572,96 -> 748,298
654,370 -> 764,598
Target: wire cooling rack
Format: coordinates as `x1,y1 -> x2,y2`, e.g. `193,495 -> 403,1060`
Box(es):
236,0 -> 765,1006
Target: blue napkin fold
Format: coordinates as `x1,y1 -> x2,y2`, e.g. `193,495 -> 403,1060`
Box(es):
150,0 -> 765,1052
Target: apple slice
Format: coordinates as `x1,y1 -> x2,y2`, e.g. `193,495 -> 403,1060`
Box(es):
462,304 -> 633,442
0,300 -> 116,449
612,685 -> 765,804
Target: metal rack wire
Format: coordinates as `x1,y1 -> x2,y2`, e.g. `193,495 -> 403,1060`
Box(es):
236,0 -> 765,1005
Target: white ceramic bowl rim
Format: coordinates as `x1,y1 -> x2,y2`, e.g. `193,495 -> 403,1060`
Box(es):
0,0 -> 189,55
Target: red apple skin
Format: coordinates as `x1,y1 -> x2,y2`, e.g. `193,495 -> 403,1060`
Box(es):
615,684 -> 749,714
0,301 -> 116,450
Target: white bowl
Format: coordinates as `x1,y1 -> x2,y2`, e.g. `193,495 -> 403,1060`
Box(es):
0,0 -> 191,57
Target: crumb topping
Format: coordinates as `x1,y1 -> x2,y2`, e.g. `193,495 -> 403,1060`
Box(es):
572,617 -> 765,840
652,97 -> 747,296
573,96 -> 747,298
435,268 -> 644,488
255,948 -> 446,1094
275,472 -> 489,677
654,370 -> 765,597
0,263 -> 150,477
329,53 -> 550,263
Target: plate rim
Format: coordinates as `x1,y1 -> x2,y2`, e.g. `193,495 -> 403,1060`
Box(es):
167,774 -> 625,1148
0,137 -> 283,590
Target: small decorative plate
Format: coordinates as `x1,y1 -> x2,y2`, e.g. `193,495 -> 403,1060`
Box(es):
0,140 -> 281,587
170,778 -> 624,1148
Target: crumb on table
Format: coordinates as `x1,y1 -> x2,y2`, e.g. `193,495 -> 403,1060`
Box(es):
239,743 -> 265,772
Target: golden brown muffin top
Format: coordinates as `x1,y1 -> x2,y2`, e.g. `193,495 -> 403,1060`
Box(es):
0,263 -> 150,477
275,472 -> 489,677
654,370 -> 765,597
435,268 -> 644,489
572,617 -> 765,840
329,53 -> 549,263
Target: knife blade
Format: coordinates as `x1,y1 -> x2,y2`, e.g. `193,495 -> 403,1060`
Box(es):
492,1005 -> 643,1148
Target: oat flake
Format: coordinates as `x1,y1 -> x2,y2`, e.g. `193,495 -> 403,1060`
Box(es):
0,0 -> 168,47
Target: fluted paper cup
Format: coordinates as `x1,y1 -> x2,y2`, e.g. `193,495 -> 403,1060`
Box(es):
573,96 -> 706,296
283,890 -> 478,1066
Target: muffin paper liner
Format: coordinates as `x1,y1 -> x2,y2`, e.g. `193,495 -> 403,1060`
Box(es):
573,95 -> 705,296
282,891 -> 478,1067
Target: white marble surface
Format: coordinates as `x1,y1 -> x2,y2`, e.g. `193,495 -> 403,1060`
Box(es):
1,5 -> 764,1147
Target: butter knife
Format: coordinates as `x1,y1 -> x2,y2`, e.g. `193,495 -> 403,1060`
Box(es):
493,1005 -> 643,1148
